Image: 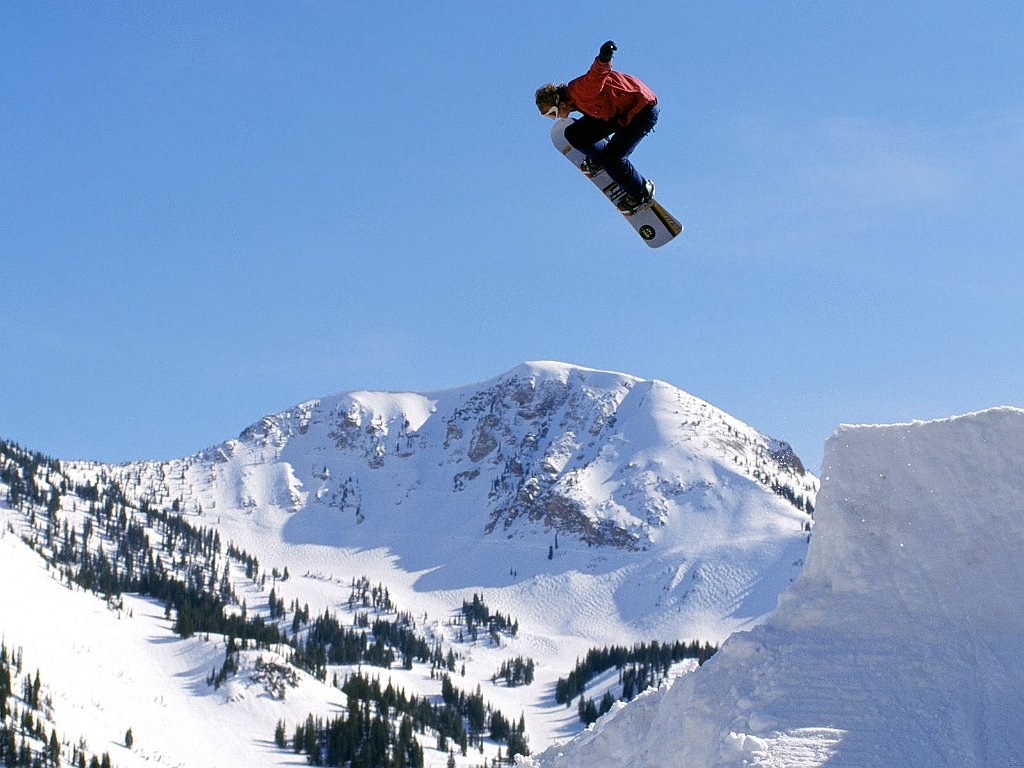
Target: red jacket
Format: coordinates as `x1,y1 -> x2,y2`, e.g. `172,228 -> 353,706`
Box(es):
567,58 -> 657,126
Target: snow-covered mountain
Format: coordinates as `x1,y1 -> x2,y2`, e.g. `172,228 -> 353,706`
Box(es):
528,408 -> 1024,768
90,361 -> 817,640
0,361 -> 817,768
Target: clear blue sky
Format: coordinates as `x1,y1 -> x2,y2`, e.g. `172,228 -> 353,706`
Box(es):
2,2 -> 1022,472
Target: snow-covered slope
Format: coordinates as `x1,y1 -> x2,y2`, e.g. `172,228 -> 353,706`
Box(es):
529,408 -> 1024,768
0,529 -> 348,768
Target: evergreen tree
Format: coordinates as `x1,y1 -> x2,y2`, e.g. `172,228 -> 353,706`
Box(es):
302,714 -> 318,763
49,729 -> 60,764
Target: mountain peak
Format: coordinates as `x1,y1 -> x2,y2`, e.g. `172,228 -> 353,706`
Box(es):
214,363 -> 817,557
504,360 -> 642,386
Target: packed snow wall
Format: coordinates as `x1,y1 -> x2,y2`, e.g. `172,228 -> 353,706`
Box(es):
531,407 -> 1024,768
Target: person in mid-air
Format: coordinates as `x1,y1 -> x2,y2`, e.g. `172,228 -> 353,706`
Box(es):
536,40 -> 658,214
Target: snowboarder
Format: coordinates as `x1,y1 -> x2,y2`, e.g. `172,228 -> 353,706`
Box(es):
536,40 -> 659,214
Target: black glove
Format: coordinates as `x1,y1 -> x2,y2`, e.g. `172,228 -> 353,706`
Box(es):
598,40 -> 617,63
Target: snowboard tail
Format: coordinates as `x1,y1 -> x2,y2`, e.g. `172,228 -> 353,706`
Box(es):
551,118 -> 682,248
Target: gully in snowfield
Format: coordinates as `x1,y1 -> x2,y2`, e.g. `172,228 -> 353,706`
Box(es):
536,40 -> 659,214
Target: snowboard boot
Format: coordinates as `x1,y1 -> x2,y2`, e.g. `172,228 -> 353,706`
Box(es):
580,157 -> 604,177
617,179 -> 655,215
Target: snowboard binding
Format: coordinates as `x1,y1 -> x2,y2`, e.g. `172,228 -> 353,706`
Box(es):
616,179 -> 656,216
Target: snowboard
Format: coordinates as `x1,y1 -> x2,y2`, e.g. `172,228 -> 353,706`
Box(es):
551,117 -> 683,248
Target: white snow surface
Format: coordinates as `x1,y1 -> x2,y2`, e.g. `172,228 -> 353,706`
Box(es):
528,407 -> 1024,768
